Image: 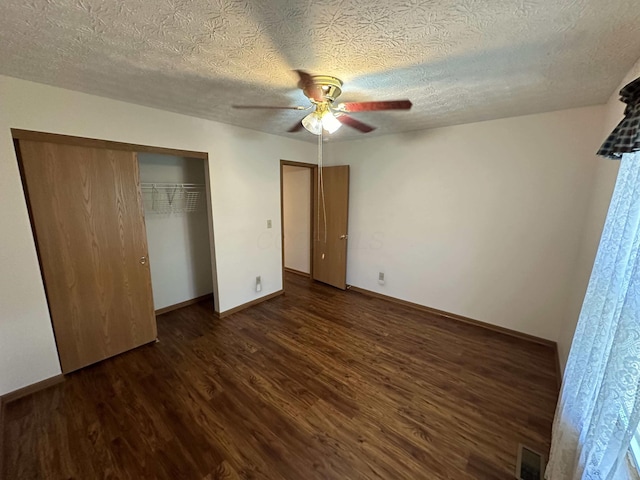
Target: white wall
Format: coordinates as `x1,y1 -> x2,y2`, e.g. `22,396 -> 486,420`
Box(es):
325,106 -> 605,341
138,153 -> 214,310
0,106 -> 62,393
0,75 -> 315,396
283,166 -> 311,274
557,58 -> 640,372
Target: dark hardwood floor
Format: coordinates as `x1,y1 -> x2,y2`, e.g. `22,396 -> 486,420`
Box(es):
2,273 -> 559,479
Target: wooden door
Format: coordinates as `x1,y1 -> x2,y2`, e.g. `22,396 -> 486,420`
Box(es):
313,165 -> 350,289
18,140 -> 157,373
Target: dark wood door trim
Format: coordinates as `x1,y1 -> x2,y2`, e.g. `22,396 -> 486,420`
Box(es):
11,129 -> 209,160
280,160 -> 316,168
280,160 -> 317,291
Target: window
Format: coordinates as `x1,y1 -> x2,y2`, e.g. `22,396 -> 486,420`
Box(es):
546,152 -> 640,479
631,427 -> 640,473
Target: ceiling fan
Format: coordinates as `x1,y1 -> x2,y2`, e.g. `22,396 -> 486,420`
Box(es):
232,70 -> 412,135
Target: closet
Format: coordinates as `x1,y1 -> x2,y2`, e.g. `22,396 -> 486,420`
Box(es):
14,131 -> 213,374
137,153 -> 213,312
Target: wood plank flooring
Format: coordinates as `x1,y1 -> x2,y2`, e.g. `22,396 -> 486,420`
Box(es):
2,273 -> 559,479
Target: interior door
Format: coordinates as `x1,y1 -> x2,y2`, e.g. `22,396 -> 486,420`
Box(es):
313,165 -> 350,289
17,139 -> 157,373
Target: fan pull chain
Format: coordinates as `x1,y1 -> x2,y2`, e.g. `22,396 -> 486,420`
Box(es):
318,130 -> 327,243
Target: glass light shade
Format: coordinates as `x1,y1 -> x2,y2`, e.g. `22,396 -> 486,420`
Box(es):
321,111 -> 342,134
302,112 -> 322,135
302,109 -> 343,135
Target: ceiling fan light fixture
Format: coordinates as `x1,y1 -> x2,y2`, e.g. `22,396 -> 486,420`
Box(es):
321,110 -> 342,134
302,108 -> 342,135
302,112 -> 322,135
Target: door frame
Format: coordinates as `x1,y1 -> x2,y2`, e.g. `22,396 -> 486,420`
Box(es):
280,160 -> 317,288
11,129 -> 220,313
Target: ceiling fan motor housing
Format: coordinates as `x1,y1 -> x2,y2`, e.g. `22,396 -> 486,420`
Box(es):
304,75 -> 343,103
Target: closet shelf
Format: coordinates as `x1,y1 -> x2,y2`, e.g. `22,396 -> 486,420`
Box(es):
140,183 -> 205,214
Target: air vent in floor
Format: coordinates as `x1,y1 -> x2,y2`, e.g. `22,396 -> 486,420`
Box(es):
516,444 -> 545,480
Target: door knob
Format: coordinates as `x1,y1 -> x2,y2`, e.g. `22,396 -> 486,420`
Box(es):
140,256 -> 147,265
339,235 -> 348,240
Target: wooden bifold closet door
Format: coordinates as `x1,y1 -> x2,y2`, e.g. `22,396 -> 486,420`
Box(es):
18,139 -> 157,373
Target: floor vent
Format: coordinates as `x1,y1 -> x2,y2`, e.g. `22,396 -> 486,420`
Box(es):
515,444 -> 545,480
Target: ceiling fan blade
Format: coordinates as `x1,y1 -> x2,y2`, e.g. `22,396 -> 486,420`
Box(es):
338,100 -> 413,112
232,105 -> 307,110
336,114 -> 376,133
295,70 -> 314,90
287,120 -> 304,133
295,69 -> 324,101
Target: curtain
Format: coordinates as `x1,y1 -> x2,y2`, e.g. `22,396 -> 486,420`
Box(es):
598,77 -> 640,160
546,151 -> 640,479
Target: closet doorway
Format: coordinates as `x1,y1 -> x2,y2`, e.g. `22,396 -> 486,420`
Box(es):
13,130 -> 216,374
138,153 -> 214,314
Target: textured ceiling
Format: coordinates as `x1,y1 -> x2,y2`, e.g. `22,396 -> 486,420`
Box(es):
1,0 -> 639,142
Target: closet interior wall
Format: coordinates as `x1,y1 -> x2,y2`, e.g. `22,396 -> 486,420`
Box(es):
137,153 -> 214,311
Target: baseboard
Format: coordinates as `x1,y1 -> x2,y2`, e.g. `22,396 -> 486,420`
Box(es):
554,344 -> 562,391
284,267 -> 310,278
348,285 -> 557,348
1,374 -> 65,405
0,394 -> 4,480
155,293 -> 214,315
216,290 -> 284,319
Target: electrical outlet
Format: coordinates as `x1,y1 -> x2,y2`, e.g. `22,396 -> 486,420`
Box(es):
378,272 -> 385,285
256,275 -> 262,292
267,219 -> 272,229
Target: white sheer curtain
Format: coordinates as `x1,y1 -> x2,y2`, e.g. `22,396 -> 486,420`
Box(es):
546,152 -> 640,480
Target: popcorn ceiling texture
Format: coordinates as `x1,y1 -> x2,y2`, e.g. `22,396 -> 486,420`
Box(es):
1,0 -> 639,141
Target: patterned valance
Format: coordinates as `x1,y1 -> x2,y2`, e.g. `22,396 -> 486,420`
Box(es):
597,76 -> 640,159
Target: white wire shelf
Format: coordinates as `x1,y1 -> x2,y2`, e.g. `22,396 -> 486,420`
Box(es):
140,183 -> 205,214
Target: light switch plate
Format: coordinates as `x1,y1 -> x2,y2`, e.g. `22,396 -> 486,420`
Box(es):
267,219 -> 272,229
